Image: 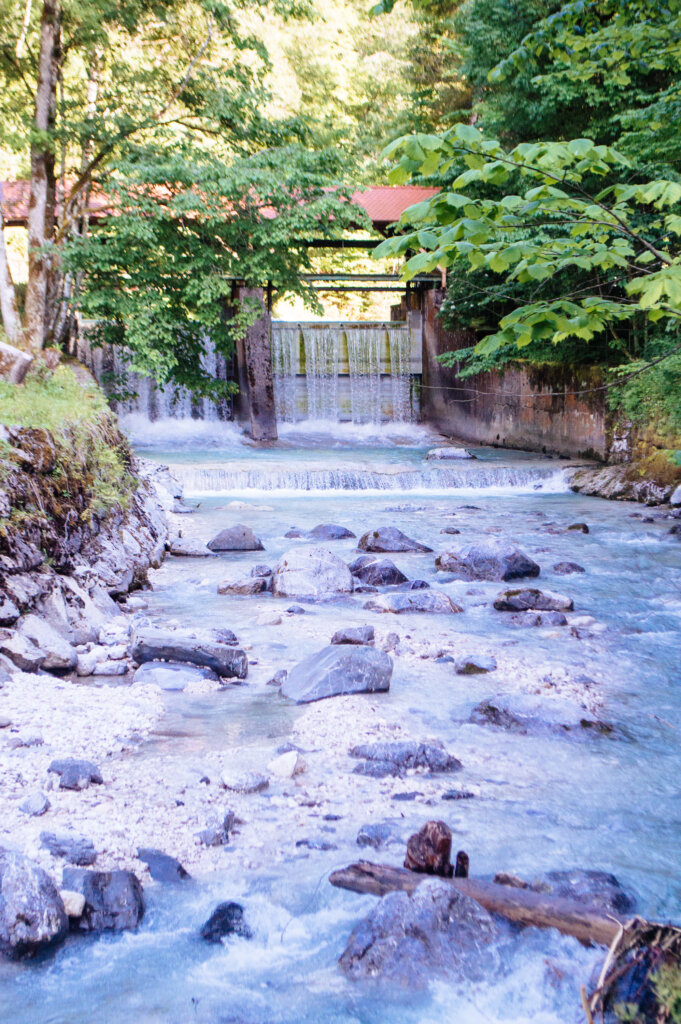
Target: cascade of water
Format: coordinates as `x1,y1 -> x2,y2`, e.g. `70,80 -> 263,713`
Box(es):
302,326 -> 340,421
388,326 -> 413,422
272,326 -> 300,422
347,327 -> 383,424
172,462 -> 569,494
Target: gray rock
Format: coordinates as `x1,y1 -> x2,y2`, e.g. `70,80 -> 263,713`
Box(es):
0,633 -> 46,673
62,867 -> 145,932
356,823 -> 395,849
207,525 -> 264,552
282,645 -> 392,704
267,668 -> 288,687
339,877 -> 499,985
670,484 -> 681,506
309,524 -> 356,540
40,830 -> 97,866
358,527 -> 432,554
0,592 -> 20,626
286,605 -> 305,614
197,811 -> 235,847
221,771 -> 269,794
553,562 -> 585,575
137,848 -> 190,882
131,626 -> 247,680
217,576 -> 269,596
454,654 -> 497,675
436,539 -> 540,582
494,588 -> 573,612
133,660 -> 218,691
200,902 -> 252,943
509,611 -> 568,627
353,760 -> 399,778
19,792 -> 50,817
469,695 -> 612,736
349,556 -> 408,587
567,522 -> 589,534
250,564 -> 273,577
350,740 -> 461,776
48,758 -> 103,791
168,537 -> 213,557
425,447 -> 475,460
364,591 -> 462,615
17,614 -> 77,671
0,847 -> 68,958
529,869 -> 635,915
330,625 -> 375,646
272,546 -> 353,599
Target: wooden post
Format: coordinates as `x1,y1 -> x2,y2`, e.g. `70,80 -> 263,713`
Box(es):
234,285 -> 277,442
329,861 -> 630,947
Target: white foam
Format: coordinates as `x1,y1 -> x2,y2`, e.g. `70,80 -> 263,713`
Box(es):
119,413 -> 248,448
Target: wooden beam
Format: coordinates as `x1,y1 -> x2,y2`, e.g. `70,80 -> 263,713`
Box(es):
329,861 -> 629,947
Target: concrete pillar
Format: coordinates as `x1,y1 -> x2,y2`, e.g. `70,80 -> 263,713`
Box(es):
234,286 -> 278,442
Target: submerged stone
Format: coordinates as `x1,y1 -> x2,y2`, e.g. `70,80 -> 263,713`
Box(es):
493,588 -> 573,612
200,901 -> 252,943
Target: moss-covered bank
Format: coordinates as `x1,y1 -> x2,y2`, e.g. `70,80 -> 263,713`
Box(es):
0,363 -> 139,568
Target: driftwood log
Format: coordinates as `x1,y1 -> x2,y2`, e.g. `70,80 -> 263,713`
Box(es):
329,861 -> 628,947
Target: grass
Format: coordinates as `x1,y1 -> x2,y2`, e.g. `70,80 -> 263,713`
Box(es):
0,361 -> 137,520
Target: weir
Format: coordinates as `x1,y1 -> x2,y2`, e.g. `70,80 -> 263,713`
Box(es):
271,321 -> 421,424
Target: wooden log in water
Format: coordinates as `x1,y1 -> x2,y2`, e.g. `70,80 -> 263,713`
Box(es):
329,861 -> 628,947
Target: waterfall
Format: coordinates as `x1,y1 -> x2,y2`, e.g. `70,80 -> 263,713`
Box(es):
270,322 -> 419,425
173,462 -> 570,495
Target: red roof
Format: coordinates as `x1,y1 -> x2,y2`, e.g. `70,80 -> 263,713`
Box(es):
350,186 -> 439,229
1,181 -> 439,232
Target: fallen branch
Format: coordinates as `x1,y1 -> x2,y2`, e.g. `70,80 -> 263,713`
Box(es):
329,861 -> 628,947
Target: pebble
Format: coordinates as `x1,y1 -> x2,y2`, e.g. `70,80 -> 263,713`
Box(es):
20,791 -> 50,816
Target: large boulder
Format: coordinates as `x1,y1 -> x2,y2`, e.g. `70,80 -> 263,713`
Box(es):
364,591 -> 462,614
272,546 -> 353,599
0,632 -> 46,672
61,868 -> 145,932
436,539 -> 540,582
349,556 -> 408,587
207,525 -> 264,552
358,527 -> 432,554
131,625 -> 247,679
282,645 -> 392,703
493,588 -> 573,612
339,877 -> 499,986
0,848 -> 68,958
18,614 -> 77,671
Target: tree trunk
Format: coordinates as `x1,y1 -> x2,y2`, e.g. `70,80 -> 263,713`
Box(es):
24,0 -> 61,355
0,184 -> 24,347
329,861 -> 630,947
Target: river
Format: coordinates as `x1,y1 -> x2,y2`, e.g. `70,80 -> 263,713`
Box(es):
2,421 -> 680,1024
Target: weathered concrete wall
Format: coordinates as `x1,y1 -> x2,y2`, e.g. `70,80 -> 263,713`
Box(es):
234,286 -> 277,442
421,289 -> 606,459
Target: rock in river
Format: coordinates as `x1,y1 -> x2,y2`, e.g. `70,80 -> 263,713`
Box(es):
217,576 -> 270,596
358,527 -> 433,554
436,539 -> 540,582
454,654 -> 497,675
131,625 -> 248,680
0,847 -> 68,959
133,660 -> 218,691
331,625 -> 375,646
339,877 -> 499,986
493,588 -> 573,612
200,902 -> 252,943
349,555 -> 408,587
350,740 -> 461,777
309,524 -> 356,540
282,645 -> 392,703
553,562 -> 585,575
272,546 -> 353,599
207,525 -> 264,552
364,591 -> 462,615
62,867 -> 145,933
425,447 -> 475,460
